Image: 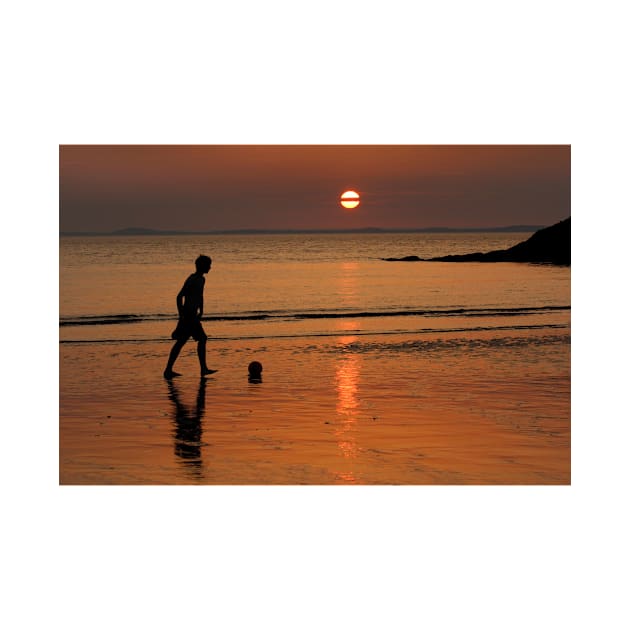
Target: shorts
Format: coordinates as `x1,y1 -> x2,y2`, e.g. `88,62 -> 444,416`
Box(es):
171,316 -> 207,342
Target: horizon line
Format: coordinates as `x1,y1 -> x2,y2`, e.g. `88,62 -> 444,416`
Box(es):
60,224 -> 547,236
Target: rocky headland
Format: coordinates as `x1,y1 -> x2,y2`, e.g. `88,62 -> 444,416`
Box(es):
383,217 -> 570,266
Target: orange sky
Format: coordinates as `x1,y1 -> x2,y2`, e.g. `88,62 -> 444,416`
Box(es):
59,145 -> 570,232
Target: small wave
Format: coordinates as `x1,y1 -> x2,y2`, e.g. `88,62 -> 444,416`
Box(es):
294,306 -> 569,320
325,333 -> 571,355
59,305 -> 571,327
59,313 -> 272,326
59,322 -> 569,344
60,314 -> 148,326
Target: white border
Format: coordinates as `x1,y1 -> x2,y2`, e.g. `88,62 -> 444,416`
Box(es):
4,1 -> 628,628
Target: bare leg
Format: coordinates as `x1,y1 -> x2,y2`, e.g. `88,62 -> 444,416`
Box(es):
164,339 -> 186,378
197,337 -> 217,376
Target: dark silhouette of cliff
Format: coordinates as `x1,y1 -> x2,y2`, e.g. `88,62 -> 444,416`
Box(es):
383,218 -> 570,265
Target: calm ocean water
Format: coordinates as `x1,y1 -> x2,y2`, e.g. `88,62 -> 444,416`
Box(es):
59,232 -> 570,344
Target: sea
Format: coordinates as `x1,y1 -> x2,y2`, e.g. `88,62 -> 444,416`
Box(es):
60,231 -> 570,344
59,231 -> 571,485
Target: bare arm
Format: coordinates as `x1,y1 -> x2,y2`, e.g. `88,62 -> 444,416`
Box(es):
176,286 -> 185,316
197,275 -> 205,319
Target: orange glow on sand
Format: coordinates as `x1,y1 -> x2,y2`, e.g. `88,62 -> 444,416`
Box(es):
340,190 -> 360,209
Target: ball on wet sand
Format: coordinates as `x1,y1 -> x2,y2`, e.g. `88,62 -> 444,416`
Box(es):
248,361 -> 263,378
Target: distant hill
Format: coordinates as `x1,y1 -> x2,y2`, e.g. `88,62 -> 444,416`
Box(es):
383,218 -> 570,265
111,227 -> 164,235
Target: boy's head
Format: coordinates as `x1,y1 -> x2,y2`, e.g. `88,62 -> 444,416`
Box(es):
195,255 -> 212,273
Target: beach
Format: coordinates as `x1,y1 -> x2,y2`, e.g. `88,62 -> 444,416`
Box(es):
60,324 -> 569,485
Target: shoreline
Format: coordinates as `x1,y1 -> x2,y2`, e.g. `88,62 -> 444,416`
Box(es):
60,327 -> 570,485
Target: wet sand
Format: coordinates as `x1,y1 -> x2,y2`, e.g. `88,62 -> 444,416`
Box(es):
59,327 -> 570,484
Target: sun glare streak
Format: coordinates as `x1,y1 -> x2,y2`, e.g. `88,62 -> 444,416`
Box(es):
336,353 -> 360,421
335,354 -> 360,470
334,332 -> 361,483
332,249 -> 364,482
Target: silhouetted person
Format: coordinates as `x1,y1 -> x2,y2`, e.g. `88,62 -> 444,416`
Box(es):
248,360 -> 263,383
164,254 -> 217,378
167,378 -> 207,478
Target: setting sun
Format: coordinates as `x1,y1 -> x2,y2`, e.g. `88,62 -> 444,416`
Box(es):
340,190 -> 360,209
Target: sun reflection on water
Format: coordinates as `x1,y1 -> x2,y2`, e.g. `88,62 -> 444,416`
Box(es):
331,262 -> 364,483
333,334 -> 361,482
338,261 -> 359,307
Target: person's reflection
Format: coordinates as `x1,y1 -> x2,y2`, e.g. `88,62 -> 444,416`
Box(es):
167,378 -> 207,479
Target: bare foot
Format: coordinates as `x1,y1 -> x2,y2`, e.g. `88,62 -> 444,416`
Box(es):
163,370 -> 182,379
201,368 -> 218,376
